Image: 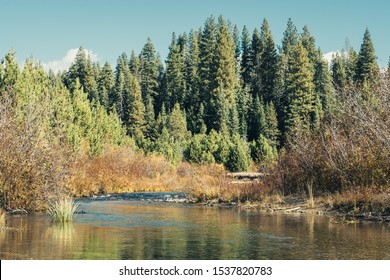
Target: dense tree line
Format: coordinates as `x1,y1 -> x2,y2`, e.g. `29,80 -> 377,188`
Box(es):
0,16 -> 385,175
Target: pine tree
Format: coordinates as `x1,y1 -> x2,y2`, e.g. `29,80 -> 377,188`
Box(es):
240,25 -> 252,89
250,134 -> 278,163
207,16 -> 238,133
284,41 -> 316,134
274,18 -> 299,118
311,93 -> 323,130
140,38 -> 161,110
331,54 -> 347,90
124,74 -> 146,139
265,101 -> 280,147
300,26 -> 317,65
97,62 -> 114,110
154,127 -> 182,164
250,28 -> 262,99
273,51 -> 289,115
49,81 -> 76,143
144,95 -> 157,140
178,32 -> 189,54
167,102 -> 188,143
314,49 -> 334,117
111,54 -> 129,118
86,60 -> 99,102
356,28 -> 379,87
208,85 -> 228,133
71,78 -> 93,138
186,29 -> 203,133
199,16 -> 218,112
258,18 -> 277,103
232,25 -> 241,62
300,27 -> 331,121
236,86 -> 249,138
194,103 -> 206,133
64,47 -> 95,95
248,95 -> 267,141
228,103 -> 240,136
340,39 -> 359,87
210,129 -> 231,164
282,18 -> 299,56
156,102 -> 168,133
226,134 -> 249,172
178,33 -> 189,107
14,59 -> 49,124
1,50 -> 20,94
185,132 -> 215,164
164,33 -> 187,110
129,50 -> 141,79
215,16 -> 238,104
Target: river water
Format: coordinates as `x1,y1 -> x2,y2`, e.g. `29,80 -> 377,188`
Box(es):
0,193 -> 389,259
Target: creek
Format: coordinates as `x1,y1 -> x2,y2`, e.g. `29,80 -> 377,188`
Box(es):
1,192 -> 389,259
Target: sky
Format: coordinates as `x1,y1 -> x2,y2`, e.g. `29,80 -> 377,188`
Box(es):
1,0 -> 389,72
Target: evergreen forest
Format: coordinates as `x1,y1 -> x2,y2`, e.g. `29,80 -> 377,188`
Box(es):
1,16 -> 389,212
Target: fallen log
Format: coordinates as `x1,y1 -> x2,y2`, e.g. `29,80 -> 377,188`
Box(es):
226,172 -> 268,180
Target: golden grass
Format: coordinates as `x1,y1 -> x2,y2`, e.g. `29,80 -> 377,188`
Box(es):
47,197 -> 79,223
331,188 -> 390,214
178,163 -> 269,203
68,147 -> 269,203
69,147 -> 177,196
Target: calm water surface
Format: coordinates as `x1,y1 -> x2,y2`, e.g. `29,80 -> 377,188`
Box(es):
1,193 -> 389,259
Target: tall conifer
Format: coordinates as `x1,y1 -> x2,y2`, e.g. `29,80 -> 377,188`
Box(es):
284,42 -> 316,134
240,25 -> 252,89
356,28 -> 379,86
199,16 -> 218,110
258,18 -> 277,103
207,16 -> 238,133
140,38 -> 161,109
97,62 -> 114,110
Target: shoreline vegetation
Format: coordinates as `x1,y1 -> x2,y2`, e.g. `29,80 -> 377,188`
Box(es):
0,16 -> 389,224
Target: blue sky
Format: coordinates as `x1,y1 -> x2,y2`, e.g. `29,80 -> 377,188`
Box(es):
1,0 -> 389,71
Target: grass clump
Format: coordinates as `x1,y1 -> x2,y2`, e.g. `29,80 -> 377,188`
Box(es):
47,197 -> 79,223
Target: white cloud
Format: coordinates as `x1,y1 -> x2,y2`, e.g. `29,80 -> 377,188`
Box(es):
323,51 -> 339,66
42,48 -> 99,73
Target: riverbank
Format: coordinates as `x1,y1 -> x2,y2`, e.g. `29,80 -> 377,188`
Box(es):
80,190 -> 390,224
67,151 -> 390,223
235,195 -> 390,224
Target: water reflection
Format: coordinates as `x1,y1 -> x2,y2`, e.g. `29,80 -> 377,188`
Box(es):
0,200 -> 389,259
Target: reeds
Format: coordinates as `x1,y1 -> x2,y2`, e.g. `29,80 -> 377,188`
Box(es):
47,197 -> 79,223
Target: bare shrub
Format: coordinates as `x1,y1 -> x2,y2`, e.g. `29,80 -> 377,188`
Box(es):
276,79 -> 390,206
0,97 -> 71,212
